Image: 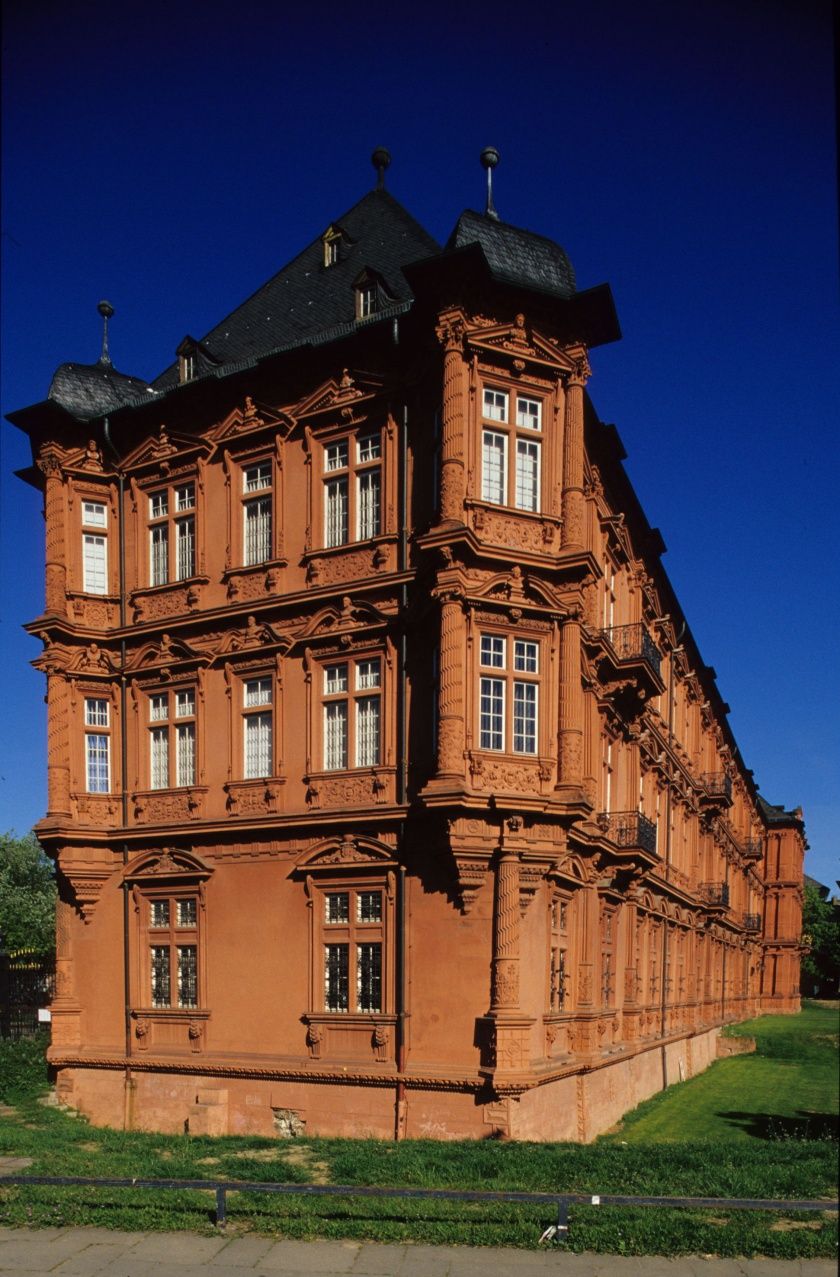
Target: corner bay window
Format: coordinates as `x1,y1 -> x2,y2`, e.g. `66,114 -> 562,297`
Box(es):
242,462 -> 272,566
481,388 -> 542,512
479,634 -> 539,754
323,434 -> 381,548
149,690 -> 196,789
81,501 -> 108,594
84,697 -> 111,792
148,895 -> 199,1008
148,483 -> 195,585
323,887 -> 383,1013
323,659 -> 381,770
243,677 -> 273,778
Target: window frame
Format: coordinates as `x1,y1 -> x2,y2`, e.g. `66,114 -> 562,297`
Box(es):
241,460 -> 274,567
81,500 -> 109,595
321,656 -> 382,772
84,695 -> 111,793
321,430 -> 383,549
479,385 -> 545,514
477,631 -> 541,756
145,480 -> 197,587
242,674 -> 274,780
308,873 -> 393,1018
146,687 -> 197,791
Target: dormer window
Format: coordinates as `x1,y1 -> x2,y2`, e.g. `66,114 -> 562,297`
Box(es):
323,225 -> 344,268
357,285 -> 378,319
180,352 -> 195,384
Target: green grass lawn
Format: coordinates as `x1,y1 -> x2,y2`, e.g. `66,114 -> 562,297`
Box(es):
607,1000 -> 839,1143
0,1005 -> 836,1257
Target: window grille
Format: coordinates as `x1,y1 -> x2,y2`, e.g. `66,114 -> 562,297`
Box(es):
325,893 -> 350,924
244,496 -> 271,565
149,525 -> 169,585
481,431 -> 506,503
176,723 -> 196,787
357,469 -> 381,539
325,477 -> 349,547
151,946 -> 170,1007
355,696 -> 380,768
150,727 -> 169,791
177,946 -> 198,1008
244,712 -> 272,779
325,944 -> 349,1011
175,516 -> 195,580
356,943 -> 382,1012
357,891 -> 382,923
324,701 -> 348,771
177,899 -> 196,927
85,734 -> 110,793
151,901 -> 170,928
82,535 -> 107,594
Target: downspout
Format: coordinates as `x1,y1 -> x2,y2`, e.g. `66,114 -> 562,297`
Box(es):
102,416 -> 133,1127
660,625 -> 685,1040
394,403 -> 409,1138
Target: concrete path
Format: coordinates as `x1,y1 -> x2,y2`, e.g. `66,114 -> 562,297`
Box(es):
0,1227 -> 835,1277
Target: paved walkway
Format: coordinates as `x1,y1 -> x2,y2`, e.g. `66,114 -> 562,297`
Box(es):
0,1227 -> 835,1277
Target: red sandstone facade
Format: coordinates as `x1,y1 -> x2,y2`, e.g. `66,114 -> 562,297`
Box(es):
11,171 -> 804,1141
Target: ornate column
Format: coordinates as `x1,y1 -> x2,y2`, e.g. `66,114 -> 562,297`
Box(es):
435,590 -> 465,781
49,894 -> 81,1051
46,671 -> 71,817
436,312 -> 467,523
561,354 -> 590,550
558,615 -> 583,791
38,453 -> 67,615
491,851 -> 521,1012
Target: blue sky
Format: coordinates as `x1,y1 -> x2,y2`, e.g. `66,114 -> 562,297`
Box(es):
2,0 -> 837,887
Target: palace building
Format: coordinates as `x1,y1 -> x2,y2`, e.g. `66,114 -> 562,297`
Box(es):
10,150 -> 804,1141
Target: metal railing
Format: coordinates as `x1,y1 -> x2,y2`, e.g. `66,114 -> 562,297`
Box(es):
598,810 -> 658,856
742,839 -> 763,860
1,1175 -> 836,1246
700,882 -> 730,908
743,913 -> 761,932
600,623 -> 662,679
700,772 -> 733,804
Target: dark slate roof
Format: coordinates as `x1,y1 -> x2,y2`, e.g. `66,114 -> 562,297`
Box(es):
446,210 -> 576,299
48,360 -> 155,420
757,794 -> 803,825
151,188 -> 441,391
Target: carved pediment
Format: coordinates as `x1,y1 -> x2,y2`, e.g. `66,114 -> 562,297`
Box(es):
294,369 -> 383,423
293,596 -> 392,645
465,313 -> 579,375
295,834 -> 397,872
121,424 -> 210,472
211,396 -> 294,444
215,616 -> 291,656
126,633 -> 206,672
468,567 -> 566,614
124,847 -> 212,883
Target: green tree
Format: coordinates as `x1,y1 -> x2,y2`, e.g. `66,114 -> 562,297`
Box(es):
0,832 -> 56,956
801,881 -> 840,997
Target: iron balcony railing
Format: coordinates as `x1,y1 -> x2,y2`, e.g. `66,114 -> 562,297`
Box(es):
700,772 -> 733,804
598,810 -> 658,857
700,882 -> 730,908
600,623 -> 662,680
742,839 -> 763,860
743,913 -> 762,932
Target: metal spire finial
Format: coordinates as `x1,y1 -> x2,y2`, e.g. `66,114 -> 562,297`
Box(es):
97,299 -> 114,367
371,147 -> 391,190
480,146 -> 500,221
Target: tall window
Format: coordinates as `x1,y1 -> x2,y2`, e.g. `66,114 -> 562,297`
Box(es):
322,658 -> 381,770
478,634 -> 539,754
601,906 -> 615,1007
148,689 -> 196,790
81,502 -> 108,594
84,697 -> 110,793
243,677 -> 273,778
242,462 -> 272,566
322,886 -> 384,1012
148,895 -> 199,1009
148,483 -> 195,586
548,896 -> 569,1012
480,388 -> 542,512
356,283 -> 379,319
323,433 -> 382,548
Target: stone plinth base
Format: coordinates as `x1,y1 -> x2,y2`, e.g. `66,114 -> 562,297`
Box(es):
54,1026 -> 725,1143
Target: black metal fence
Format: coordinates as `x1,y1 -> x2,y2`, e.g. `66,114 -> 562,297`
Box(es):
1,1175 -> 836,1245
0,951 -> 54,1040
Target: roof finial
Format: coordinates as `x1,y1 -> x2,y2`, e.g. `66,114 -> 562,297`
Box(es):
97,299 -> 114,367
371,146 -> 391,191
480,146 -> 500,221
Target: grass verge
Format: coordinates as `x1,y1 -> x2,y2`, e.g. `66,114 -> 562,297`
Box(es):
0,1007 -> 836,1256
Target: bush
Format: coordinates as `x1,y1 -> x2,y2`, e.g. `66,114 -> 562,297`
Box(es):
0,1031 -> 51,1103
